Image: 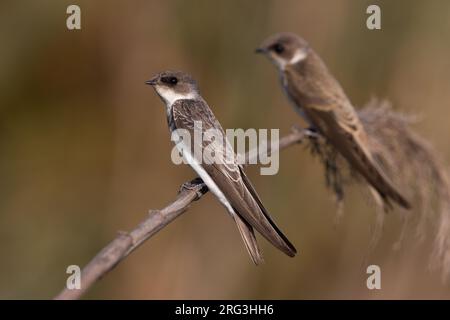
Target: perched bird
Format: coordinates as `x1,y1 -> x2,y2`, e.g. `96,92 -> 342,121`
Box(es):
256,33 -> 411,210
146,71 -> 296,264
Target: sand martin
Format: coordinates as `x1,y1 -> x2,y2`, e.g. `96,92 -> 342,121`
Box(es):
256,33 -> 411,210
146,70 -> 296,264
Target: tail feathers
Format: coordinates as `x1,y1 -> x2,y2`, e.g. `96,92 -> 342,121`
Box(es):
233,214 -> 264,265
343,130 -> 412,210
369,186 -> 392,213
369,162 -> 411,210
237,166 -> 297,258
384,187 -> 411,210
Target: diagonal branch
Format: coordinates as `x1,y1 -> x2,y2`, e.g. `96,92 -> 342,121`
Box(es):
54,127 -> 307,300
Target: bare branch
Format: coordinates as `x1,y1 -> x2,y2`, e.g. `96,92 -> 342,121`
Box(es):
54,127 -> 306,300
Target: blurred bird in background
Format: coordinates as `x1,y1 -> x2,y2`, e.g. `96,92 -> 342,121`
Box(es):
256,32 -> 410,211
257,32 -> 450,281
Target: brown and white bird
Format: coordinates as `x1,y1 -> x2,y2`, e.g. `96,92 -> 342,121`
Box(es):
256,33 -> 411,210
146,71 -> 296,264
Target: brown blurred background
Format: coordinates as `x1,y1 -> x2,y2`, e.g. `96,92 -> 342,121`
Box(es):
1,0 -> 450,299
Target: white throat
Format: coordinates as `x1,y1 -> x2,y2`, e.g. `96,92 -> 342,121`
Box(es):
155,86 -> 197,107
274,48 -> 308,71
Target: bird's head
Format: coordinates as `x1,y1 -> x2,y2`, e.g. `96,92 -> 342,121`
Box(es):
146,71 -> 200,105
256,32 -> 310,70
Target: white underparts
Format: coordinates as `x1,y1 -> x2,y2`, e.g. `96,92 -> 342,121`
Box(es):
171,130 -> 237,217
160,87 -> 235,217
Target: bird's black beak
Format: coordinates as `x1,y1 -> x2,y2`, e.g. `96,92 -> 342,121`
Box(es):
145,75 -> 159,86
255,47 -> 265,54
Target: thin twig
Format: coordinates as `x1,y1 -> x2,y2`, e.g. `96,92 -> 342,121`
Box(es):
54,127 -> 306,300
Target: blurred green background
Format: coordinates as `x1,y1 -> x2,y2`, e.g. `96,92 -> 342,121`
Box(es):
1,0 -> 450,299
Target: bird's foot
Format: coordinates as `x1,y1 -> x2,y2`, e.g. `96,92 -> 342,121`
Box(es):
304,127 -> 320,139
179,177 -> 208,200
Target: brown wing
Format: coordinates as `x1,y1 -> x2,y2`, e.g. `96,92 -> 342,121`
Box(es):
171,99 -> 297,257
307,103 -> 411,210
286,58 -> 410,210
238,165 -> 297,251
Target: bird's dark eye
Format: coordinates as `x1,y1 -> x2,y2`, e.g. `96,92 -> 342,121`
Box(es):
272,43 -> 285,54
169,77 -> 178,84
161,76 -> 178,85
